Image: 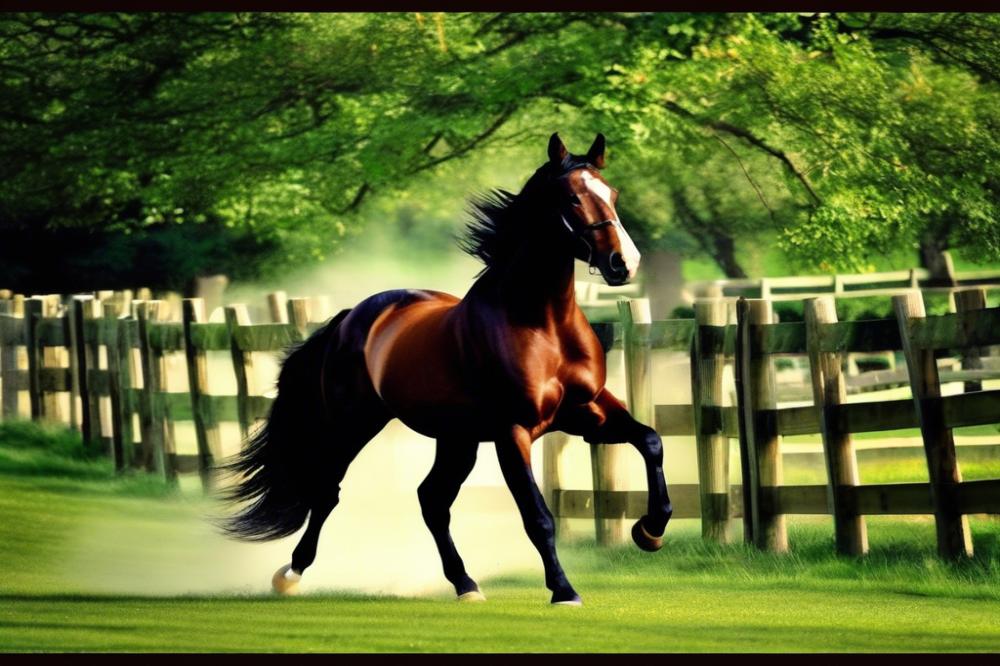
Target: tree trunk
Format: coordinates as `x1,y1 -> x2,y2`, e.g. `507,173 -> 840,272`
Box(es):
707,229 -> 748,279
642,249 -> 685,320
919,234 -> 956,287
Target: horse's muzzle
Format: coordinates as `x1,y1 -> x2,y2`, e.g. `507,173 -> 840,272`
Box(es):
598,251 -> 634,286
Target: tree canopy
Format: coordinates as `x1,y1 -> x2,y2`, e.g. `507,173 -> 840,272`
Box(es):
2,12 -> 998,289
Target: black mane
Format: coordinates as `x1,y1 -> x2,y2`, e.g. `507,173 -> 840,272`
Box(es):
459,157 -> 591,271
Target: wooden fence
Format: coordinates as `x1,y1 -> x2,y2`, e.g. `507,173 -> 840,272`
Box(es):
686,265 -> 1000,301
543,287 -> 1000,559
2,283 -> 1000,560
0,289 -> 329,489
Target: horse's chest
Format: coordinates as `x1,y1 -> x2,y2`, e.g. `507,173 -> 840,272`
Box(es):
505,331 -> 605,420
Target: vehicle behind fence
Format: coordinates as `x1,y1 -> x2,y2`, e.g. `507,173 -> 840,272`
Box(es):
1,270 -> 999,561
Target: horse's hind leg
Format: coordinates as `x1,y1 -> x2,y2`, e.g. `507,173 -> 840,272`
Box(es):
273,405 -> 391,595
418,440 -> 483,601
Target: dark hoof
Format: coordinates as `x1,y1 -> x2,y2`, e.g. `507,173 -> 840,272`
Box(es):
632,516 -> 664,552
551,592 -> 583,606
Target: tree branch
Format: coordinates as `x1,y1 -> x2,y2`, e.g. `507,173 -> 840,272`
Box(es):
663,100 -> 822,207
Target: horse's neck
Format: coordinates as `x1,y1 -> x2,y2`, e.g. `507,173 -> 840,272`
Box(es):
477,239 -> 577,327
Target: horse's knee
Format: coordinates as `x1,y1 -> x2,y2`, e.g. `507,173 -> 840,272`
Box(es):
637,429 -> 662,463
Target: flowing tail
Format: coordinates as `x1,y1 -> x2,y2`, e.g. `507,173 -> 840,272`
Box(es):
219,309 -> 351,541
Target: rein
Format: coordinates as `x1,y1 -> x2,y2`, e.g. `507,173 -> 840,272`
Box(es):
560,216 -> 613,274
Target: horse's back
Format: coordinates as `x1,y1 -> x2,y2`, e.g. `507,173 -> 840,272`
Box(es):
360,288 -> 485,437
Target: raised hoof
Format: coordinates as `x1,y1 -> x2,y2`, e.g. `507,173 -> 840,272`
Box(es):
457,590 -> 487,603
632,517 -> 664,552
272,563 -> 301,596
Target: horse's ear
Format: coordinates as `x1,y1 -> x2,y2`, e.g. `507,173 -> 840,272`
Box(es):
587,133 -> 606,169
548,133 -> 568,166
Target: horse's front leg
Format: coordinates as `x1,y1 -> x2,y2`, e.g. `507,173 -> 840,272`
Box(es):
496,425 -> 581,605
581,388 -> 673,551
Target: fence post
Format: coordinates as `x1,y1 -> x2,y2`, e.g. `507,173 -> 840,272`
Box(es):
102,304 -> 132,471
804,297 -> 868,556
41,295 -> 66,423
953,288 -> 987,393
893,292 -> 972,559
225,304 -> 256,441
24,298 -> 44,419
73,297 -> 103,448
137,301 -> 175,483
542,430 -> 572,539
735,297 -> 787,553
183,298 -> 220,491
591,297 -> 651,546
0,298 -> 21,419
691,298 -> 732,543
314,295 -> 333,321
287,297 -> 312,337
268,291 -> 289,324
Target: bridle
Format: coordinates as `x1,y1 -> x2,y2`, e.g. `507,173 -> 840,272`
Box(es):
556,165 -> 614,275
560,216 -> 613,274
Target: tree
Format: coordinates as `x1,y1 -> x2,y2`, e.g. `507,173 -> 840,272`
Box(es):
2,12 -> 998,292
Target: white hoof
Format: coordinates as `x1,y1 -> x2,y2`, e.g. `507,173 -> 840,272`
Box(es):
272,563 -> 301,596
553,599 -> 583,606
457,590 -> 487,602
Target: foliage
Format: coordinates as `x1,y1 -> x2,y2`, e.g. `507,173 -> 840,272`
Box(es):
2,12 -> 999,285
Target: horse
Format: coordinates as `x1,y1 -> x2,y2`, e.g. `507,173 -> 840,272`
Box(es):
221,133 -> 673,605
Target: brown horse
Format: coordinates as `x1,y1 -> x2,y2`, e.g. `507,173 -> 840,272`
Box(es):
222,133 -> 673,605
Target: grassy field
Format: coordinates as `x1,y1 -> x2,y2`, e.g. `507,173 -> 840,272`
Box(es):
2,421 -> 1000,653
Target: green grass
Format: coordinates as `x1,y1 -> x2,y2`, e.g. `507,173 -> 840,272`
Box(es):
2,421 -> 1000,652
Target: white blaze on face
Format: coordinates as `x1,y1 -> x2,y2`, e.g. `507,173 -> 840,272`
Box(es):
580,171 -> 641,278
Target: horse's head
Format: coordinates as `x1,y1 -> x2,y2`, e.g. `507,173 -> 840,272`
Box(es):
547,133 -> 640,286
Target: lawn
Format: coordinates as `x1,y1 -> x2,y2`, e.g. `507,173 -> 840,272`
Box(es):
2,421 -> 1000,653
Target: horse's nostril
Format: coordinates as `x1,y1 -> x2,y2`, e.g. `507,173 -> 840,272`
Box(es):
608,252 -> 627,273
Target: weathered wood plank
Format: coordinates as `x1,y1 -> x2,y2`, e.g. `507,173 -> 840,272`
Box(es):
0,313 -> 26,345
806,296 -> 868,555
183,298 -> 219,491
35,317 -> 67,346
654,404 -> 694,436
137,301 -> 176,484
554,480 -> 1000,521
188,322 -> 230,351
147,322 -> 184,352
24,298 -> 43,419
102,308 -> 134,472
908,306 -> 1000,351
38,367 -> 72,392
738,299 -> 788,552
835,399 -> 919,433
894,292 -> 972,559
775,406 -> 820,436
233,323 -> 303,352
853,483 -> 932,515
226,304 -> 257,440
956,479 -> 1000,514
817,319 -> 901,353
648,319 -> 696,351
596,298 -> 647,545
765,485 -> 829,515
691,299 -> 733,543
753,321 -> 807,355
554,486 -> 746,521
952,289 -> 987,393
0,306 -> 23,417
942,390 -> 1000,429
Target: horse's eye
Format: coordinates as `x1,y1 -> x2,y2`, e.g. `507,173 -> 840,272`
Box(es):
569,193 -> 582,206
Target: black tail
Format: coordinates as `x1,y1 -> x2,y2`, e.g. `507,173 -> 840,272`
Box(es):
219,309 -> 351,541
